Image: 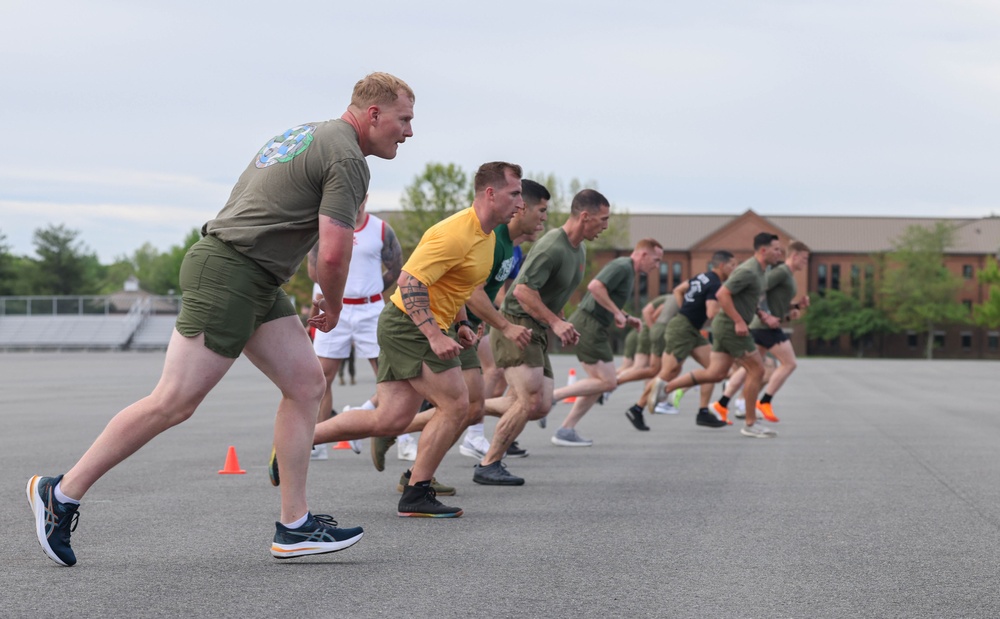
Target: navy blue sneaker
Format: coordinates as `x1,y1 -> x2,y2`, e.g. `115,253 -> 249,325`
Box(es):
271,513 -> 363,559
27,475 -> 79,567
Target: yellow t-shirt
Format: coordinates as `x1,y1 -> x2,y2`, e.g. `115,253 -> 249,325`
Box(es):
390,206 -> 495,329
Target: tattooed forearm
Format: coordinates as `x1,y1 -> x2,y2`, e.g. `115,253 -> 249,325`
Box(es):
381,225 -> 403,291
399,273 -> 435,327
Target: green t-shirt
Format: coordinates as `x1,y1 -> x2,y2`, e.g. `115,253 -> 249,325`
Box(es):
468,224 -> 515,327
749,263 -> 797,329
654,294 -> 679,325
204,119 -> 370,283
576,256 -> 635,327
714,256 -> 766,329
501,228 -> 585,323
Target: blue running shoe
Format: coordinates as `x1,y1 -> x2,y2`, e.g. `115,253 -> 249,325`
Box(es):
27,475 -> 79,567
271,513 -> 363,559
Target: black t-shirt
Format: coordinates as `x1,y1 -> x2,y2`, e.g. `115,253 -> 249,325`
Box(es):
678,271 -> 721,329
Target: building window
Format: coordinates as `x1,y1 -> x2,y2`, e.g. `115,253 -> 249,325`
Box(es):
907,331 -> 918,348
659,262 -> 669,294
673,262 -> 683,289
864,264 -> 875,305
850,264 -> 860,295
961,332 -> 973,350
988,332 -> 999,351
963,265 -> 974,279
817,264 -> 828,294
933,331 -> 945,349
830,264 -> 841,291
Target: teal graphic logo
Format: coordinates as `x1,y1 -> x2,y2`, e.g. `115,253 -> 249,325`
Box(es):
255,124 -> 316,168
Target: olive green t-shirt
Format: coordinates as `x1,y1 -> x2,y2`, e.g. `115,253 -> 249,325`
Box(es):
576,256 -> 635,327
501,228 -> 585,322
654,294 -> 680,325
204,119 -> 369,283
713,257 -> 766,329
749,263 -> 798,329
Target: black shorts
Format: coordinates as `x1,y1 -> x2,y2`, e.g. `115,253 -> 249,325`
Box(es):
750,328 -> 789,350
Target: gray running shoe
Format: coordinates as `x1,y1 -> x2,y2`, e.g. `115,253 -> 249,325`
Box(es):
371,436 -> 396,472
740,423 -> 777,438
551,428 -> 594,447
473,461 -> 525,486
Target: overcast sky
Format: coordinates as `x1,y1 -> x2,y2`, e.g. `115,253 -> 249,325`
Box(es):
2,0 -> 999,262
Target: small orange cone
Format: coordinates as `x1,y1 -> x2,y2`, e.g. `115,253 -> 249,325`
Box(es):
332,441 -> 353,450
218,445 -> 246,474
561,368 -> 578,403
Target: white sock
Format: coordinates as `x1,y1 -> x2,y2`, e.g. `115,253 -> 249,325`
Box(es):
465,423 -> 485,438
54,482 -> 80,505
397,433 -> 412,441
282,512 -> 309,529
361,399 -> 375,410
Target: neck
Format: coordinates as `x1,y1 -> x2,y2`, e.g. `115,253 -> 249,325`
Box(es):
471,202 -> 493,234
563,220 -> 585,247
341,109 -> 370,155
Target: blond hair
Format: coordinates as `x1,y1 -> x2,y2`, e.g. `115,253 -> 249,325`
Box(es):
351,72 -> 414,108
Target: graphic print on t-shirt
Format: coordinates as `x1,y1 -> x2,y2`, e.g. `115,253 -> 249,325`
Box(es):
255,124 -> 316,168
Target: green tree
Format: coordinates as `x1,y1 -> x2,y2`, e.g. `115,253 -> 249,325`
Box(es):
30,224 -> 101,295
973,259 -> 1000,328
805,289 -> 895,357
0,229 -> 14,295
392,162 -> 473,256
98,228 -> 200,294
881,222 -> 969,359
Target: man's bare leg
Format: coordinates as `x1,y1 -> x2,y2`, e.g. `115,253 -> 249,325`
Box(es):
558,360 -> 617,430
482,365 -> 552,466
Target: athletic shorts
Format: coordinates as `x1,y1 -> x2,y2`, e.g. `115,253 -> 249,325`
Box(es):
711,317 -> 757,358
750,328 -> 789,350
450,325 -> 483,371
650,322 -> 668,357
490,312 -> 553,379
376,303 -> 460,382
313,301 -> 382,359
568,309 -> 614,364
176,235 -> 295,359
637,325 -> 652,355
664,315 -> 708,362
623,329 -> 639,359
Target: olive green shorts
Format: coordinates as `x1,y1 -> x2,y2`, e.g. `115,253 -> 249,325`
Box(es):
450,325 -> 482,371
664,315 -> 709,361
175,235 -> 296,359
650,322 -> 668,357
568,309 -> 614,364
490,312 -> 553,379
637,325 -> 652,355
711,316 -> 757,357
376,303 -> 461,382
623,329 -> 639,359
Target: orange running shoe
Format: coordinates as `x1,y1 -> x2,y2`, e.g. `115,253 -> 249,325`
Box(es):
711,402 -> 732,425
756,401 -> 779,423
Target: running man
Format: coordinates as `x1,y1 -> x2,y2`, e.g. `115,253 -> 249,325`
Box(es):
27,72 -> 415,565
269,161 -> 525,517
713,241 -> 810,423
653,233 -> 785,438
549,239 -> 663,445
475,189 -> 611,485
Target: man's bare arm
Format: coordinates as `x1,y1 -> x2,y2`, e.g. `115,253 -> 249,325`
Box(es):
310,216 -> 354,332
381,224 -> 403,292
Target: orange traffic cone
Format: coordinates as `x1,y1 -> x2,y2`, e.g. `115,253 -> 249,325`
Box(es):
332,441 -> 353,450
561,368 -> 578,403
218,445 -> 246,474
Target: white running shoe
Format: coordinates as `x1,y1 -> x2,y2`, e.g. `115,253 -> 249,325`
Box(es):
348,440 -> 362,454
740,423 -> 777,438
310,444 -> 329,460
647,378 -> 664,414
396,434 -> 418,461
734,398 -> 747,419
654,401 -> 679,415
459,434 -> 490,459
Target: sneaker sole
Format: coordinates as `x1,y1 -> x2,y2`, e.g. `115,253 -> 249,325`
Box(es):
26,476 -> 72,567
397,509 -> 463,518
270,531 -> 364,558
739,428 -> 777,438
505,452 -> 528,458
473,476 -> 525,486
267,447 -> 280,487
696,420 -> 728,428
458,445 -> 487,460
550,437 -> 593,447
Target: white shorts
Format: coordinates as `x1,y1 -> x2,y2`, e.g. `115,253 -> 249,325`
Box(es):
313,301 -> 383,360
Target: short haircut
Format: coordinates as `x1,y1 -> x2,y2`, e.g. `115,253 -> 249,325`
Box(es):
570,189 -> 610,216
351,72 -> 414,108
787,240 -> 810,254
521,179 -> 551,207
753,232 -> 780,250
711,250 -> 734,266
635,238 -> 662,252
474,161 -> 522,193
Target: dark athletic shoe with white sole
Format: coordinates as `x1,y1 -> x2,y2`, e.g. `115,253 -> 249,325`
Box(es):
27,475 -> 80,567
271,513 -> 363,558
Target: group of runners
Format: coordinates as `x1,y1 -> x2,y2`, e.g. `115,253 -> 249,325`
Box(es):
26,72 -> 809,567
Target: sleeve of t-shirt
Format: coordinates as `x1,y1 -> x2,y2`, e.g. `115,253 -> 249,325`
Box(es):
508,246 -> 524,281
318,158 -> 369,228
596,259 -> 629,289
516,250 -> 555,291
705,276 -> 721,301
767,266 -> 790,291
723,268 -> 752,295
404,226 -> 471,288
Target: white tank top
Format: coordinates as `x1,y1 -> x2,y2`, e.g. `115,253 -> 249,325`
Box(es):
343,213 -> 386,298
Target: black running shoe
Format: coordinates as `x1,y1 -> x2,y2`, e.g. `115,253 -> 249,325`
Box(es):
397,485 -> 463,518
505,441 -> 528,458
625,408 -> 650,431
696,409 -> 728,428
473,461 -> 525,486
27,475 -> 80,567
271,513 -> 364,558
